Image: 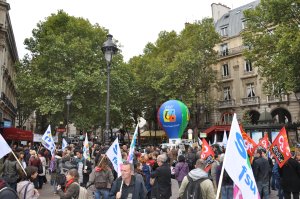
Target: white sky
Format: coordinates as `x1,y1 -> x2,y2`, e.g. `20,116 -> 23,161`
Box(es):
8,0 -> 254,62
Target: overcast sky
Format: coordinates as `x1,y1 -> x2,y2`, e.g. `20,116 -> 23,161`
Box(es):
8,0 -> 254,62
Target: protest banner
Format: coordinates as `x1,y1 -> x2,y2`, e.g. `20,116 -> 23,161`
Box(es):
200,138 -> 215,172
41,125 -> 56,156
106,137 -> 122,177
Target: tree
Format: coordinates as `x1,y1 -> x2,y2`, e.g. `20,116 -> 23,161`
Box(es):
16,10 -> 123,131
126,18 -> 220,133
242,0 -> 300,94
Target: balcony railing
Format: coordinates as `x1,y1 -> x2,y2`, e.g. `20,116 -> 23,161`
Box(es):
267,95 -> 288,103
219,99 -> 235,108
241,96 -> 260,105
218,46 -> 246,58
0,92 -> 17,115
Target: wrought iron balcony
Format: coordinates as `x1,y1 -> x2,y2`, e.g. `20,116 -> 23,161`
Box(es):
218,46 -> 246,58
241,96 -> 260,105
0,92 -> 17,115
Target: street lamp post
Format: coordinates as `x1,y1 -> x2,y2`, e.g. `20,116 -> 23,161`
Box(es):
101,34 -> 118,145
66,94 -> 72,138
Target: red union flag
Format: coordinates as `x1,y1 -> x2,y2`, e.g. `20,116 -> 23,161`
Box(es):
241,130 -> 257,157
200,139 -> 215,172
257,133 -> 270,150
270,127 -> 291,168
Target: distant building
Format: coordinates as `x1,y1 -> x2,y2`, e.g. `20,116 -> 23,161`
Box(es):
0,0 -> 18,127
204,1 -> 300,145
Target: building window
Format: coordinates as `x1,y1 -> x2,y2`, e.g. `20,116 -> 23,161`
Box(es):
221,44 -> 228,56
224,87 -> 231,100
222,112 -> 233,124
222,64 -> 229,77
247,83 -> 255,97
220,26 -> 228,36
244,60 -> 252,72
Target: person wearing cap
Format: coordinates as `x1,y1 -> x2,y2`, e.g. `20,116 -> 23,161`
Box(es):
253,148 -> 270,199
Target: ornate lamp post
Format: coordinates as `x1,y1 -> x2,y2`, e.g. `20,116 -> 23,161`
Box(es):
101,34 -> 118,144
65,94 -> 72,138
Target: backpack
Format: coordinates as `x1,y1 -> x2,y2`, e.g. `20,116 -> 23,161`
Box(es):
183,175 -> 207,199
3,160 -> 18,183
94,170 -> 109,189
0,186 -> 19,199
56,173 -> 67,186
73,182 -> 88,199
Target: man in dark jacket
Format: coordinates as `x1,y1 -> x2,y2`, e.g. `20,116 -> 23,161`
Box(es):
109,161 -> 146,199
279,156 -> 300,199
150,154 -> 172,199
253,148 -> 270,199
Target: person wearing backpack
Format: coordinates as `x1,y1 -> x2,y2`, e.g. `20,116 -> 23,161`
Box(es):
0,178 -> 19,198
2,153 -> 21,191
88,156 -> 114,199
178,159 -> 215,199
57,168 -> 80,199
17,166 -> 40,199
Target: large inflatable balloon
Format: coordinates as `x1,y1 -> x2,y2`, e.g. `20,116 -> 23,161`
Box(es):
157,100 -> 190,144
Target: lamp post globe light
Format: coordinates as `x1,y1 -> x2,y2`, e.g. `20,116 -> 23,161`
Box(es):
101,34 -> 118,144
66,94 -> 72,138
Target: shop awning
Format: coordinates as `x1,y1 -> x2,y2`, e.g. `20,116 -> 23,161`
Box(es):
203,125 -> 231,135
1,127 -> 33,141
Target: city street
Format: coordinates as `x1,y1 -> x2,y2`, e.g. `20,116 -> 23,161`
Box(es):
38,176 -> 279,199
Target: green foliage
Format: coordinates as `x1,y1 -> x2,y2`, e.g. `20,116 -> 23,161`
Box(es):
127,18 -> 220,124
16,10 -> 124,131
242,0 -> 300,94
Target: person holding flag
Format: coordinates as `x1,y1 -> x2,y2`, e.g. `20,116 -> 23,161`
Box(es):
41,125 -> 56,156
74,149 -> 92,187
269,127 -> 300,199
200,139 -> 215,172
62,138 -> 68,151
216,114 -> 259,199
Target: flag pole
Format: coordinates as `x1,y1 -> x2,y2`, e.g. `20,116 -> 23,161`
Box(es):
11,151 -> 27,176
216,162 -> 225,198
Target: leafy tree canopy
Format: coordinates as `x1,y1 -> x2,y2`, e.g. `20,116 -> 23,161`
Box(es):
16,10 -> 124,131
243,0 -> 300,94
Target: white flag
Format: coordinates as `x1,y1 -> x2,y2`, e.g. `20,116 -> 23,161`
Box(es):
106,137 -> 122,177
0,134 -> 12,159
42,125 -> 56,156
83,133 -> 90,161
127,124 -> 138,163
198,137 -> 203,146
62,138 -> 68,151
213,133 -> 217,144
223,114 -> 259,198
222,130 -> 228,148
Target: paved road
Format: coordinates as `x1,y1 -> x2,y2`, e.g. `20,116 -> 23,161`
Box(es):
38,176 -> 279,199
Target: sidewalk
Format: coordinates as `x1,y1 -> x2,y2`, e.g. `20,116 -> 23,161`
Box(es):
38,179 -> 59,199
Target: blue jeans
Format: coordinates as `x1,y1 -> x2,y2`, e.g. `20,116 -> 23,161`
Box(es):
221,185 -> 233,199
257,182 -> 269,199
94,189 -> 109,199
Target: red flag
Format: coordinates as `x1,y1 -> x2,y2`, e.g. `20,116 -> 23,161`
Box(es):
256,133 -> 270,150
241,130 -> 257,157
270,127 -> 291,168
200,139 -> 215,172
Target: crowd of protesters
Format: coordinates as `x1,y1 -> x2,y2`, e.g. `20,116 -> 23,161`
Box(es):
0,140 -> 299,199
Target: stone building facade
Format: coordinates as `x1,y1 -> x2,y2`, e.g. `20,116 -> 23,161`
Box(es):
0,0 -> 18,127
204,1 -> 300,144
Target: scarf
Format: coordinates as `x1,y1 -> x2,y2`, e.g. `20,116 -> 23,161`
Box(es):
65,178 -> 75,192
